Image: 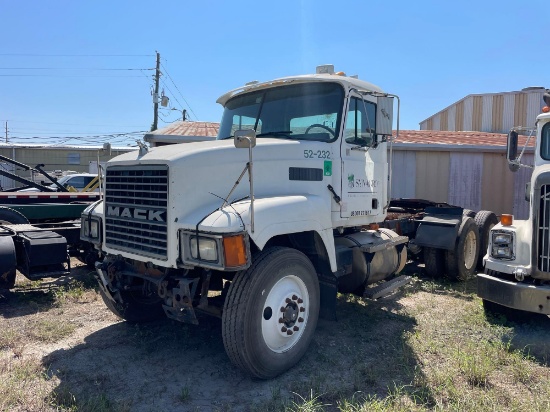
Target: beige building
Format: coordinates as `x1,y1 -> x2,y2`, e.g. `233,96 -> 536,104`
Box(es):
0,143 -> 136,190
392,130 -> 534,219
420,87 -> 547,133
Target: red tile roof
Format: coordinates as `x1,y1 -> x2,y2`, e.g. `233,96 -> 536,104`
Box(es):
393,130 -> 535,148
149,121 -> 219,137
147,122 -> 536,149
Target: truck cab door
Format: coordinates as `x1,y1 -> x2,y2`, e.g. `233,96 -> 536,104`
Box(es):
340,94 -> 387,219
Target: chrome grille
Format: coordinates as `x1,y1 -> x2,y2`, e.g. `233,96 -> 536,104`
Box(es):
105,165 -> 168,260
538,184 -> 550,272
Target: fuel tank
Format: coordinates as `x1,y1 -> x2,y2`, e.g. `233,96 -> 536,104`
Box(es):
335,228 -> 407,293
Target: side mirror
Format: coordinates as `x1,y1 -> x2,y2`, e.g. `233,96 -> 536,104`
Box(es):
234,129 -> 256,149
507,130 -> 520,172
376,96 -> 393,136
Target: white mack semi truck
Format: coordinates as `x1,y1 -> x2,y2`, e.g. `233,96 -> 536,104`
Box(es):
478,91 -> 550,318
81,65 -> 493,378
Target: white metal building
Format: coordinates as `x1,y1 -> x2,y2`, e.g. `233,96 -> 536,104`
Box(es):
0,143 -> 136,190
420,87 -> 547,133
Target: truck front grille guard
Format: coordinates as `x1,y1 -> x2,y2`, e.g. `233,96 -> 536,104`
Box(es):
104,165 -> 169,260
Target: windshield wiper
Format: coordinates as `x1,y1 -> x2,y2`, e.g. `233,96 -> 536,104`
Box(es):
256,131 -> 294,139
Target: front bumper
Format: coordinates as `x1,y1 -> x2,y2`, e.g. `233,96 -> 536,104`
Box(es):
477,273 -> 550,315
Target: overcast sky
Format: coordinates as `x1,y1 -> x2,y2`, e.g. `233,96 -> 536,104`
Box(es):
0,0 -> 546,146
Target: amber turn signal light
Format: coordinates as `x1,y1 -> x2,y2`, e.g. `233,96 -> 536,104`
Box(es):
501,214 -> 513,226
543,106 -> 550,113
223,235 -> 247,268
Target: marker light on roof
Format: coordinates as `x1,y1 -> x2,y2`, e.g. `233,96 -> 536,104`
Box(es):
543,106 -> 550,113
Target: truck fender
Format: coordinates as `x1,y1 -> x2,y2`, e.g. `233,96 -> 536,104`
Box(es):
414,206 -> 462,250
199,195 -> 338,272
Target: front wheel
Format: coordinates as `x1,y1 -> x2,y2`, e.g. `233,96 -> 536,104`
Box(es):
222,247 -> 320,379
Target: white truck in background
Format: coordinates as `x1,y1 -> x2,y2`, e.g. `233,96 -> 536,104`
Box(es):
81,66 -> 495,378
478,91 -> 550,318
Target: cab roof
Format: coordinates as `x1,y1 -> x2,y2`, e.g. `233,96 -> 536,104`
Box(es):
216,73 -> 385,107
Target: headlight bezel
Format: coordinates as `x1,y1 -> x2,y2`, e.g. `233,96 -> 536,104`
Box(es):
179,230 -> 250,271
491,229 -> 515,260
80,215 -> 102,244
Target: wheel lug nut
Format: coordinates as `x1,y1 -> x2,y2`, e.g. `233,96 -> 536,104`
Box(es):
278,318 -> 284,323
280,307 -> 286,312
285,298 -> 291,304
293,326 -> 299,331
297,298 -> 303,304
281,327 -> 287,332
299,307 -> 305,312
292,295 -> 298,300
298,317 -> 304,323
286,330 -> 293,335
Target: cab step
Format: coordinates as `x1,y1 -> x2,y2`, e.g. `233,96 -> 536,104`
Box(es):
363,275 -> 412,300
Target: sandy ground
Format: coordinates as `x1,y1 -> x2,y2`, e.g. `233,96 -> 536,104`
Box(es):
2,260 -> 549,411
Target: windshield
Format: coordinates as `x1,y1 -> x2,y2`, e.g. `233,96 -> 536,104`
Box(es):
217,82 -> 344,142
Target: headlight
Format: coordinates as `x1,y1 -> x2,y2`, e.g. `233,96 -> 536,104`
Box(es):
492,246 -> 513,258
491,230 -> 514,259
493,233 -> 512,244
179,231 -> 249,270
189,236 -> 218,261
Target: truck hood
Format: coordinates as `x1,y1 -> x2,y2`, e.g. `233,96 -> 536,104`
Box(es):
106,138 -> 335,230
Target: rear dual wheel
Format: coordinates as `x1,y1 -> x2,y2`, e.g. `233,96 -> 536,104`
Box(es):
423,216 -> 480,280
445,217 -> 480,281
222,247 -> 320,379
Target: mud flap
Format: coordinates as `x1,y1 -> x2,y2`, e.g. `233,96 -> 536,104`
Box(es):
414,207 -> 462,250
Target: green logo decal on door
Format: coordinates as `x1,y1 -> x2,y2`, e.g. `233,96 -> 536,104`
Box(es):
324,160 -> 332,176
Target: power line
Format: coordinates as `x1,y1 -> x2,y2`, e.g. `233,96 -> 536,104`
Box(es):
0,53 -> 155,57
0,67 -> 154,71
160,62 -> 199,120
0,74 -> 144,77
2,120 -> 145,127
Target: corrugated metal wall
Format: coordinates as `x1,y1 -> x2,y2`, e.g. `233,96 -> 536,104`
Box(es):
0,162 -> 15,189
0,147 -> 135,183
391,151 -> 416,198
391,147 -> 533,219
420,89 -> 546,133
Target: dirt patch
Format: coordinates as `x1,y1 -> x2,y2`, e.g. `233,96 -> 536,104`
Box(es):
1,261 -> 550,411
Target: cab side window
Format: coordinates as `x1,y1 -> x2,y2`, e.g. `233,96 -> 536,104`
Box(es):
344,97 -> 376,146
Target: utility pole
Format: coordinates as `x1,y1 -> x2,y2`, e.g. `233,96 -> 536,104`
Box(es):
5,121 -> 7,143
152,51 -> 161,131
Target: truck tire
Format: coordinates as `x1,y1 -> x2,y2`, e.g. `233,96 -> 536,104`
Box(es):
445,217 -> 480,281
474,211 -> 498,270
423,247 -> 445,278
0,236 -> 17,290
222,247 -> 320,379
462,209 -> 476,218
99,284 -> 165,323
0,207 -> 29,225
